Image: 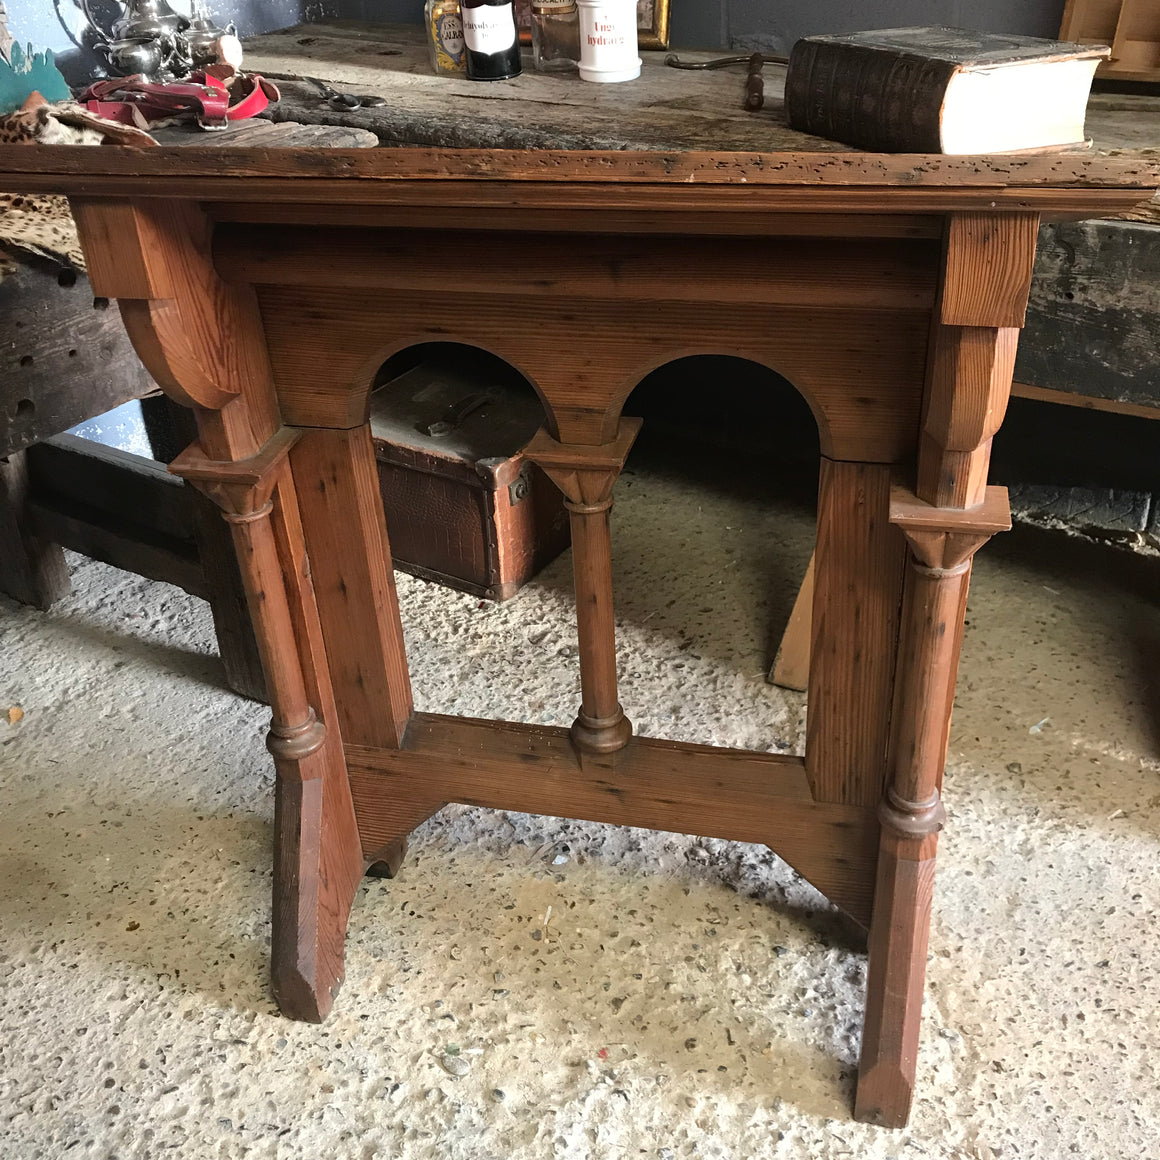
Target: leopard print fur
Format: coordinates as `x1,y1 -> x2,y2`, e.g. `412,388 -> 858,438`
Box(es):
0,193 -> 83,272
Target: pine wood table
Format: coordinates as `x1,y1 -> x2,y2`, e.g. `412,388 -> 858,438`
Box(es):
0,142 -> 1153,1127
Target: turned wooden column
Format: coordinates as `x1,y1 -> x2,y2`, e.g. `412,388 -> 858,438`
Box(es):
170,428 -> 355,1019
170,430 -> 319,763
855,211 -> 1039,1127
525,418 -> 641,757
855,484 -> 1011,1125
70,197 -> 366,1022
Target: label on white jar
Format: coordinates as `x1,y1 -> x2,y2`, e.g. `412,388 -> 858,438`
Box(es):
463,4 -> 517,54
578,2 -> 637,69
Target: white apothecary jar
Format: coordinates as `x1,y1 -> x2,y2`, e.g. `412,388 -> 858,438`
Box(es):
576,0 -> 641,82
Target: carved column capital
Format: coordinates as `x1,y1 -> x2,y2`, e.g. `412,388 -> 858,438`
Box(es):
170,426 -> 300,519
524,418 -> 642,508
889,481 -> 1011,574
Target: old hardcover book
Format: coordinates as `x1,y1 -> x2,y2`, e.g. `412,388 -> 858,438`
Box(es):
785,26 -> 1110,154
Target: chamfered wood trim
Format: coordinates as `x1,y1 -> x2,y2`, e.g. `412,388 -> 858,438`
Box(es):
0,145 -> 1156,189
214,226 -> 940,311
345,711 -> 880,925
207,203 -> 948,237
0,177 -> 1150,217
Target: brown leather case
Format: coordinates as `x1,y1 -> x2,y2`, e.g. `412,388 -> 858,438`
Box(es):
370,356 -> 570,601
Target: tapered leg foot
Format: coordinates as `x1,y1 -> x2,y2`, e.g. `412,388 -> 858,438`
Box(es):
271,772 -> 347,1023
854,829 -> 938,1128
365,835 -> 409,879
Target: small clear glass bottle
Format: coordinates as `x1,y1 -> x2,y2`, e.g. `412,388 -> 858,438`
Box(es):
426,0 -> 467,75
531,0 -> 580,72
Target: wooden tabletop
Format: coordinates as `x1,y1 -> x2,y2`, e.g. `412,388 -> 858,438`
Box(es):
0,20 -> 1156,219
244,22 -> 1160,157
0,146 -> 1154,222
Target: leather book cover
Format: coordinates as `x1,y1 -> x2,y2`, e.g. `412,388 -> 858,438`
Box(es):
784,26 -> 1109,153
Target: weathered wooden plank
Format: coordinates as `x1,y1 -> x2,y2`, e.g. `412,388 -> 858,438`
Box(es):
150,120 -> 378,150
244,22 -> 1160,159
0,449 -> 69,609
27,433 -> 192,540
29,499 -> 205,597
0,258 -> 155,459
0,144 -> 1154,192
247,23 -> 839,154
23,434 -> 204,598
1016,218 -> 1160,410
0,173 -> 1148,218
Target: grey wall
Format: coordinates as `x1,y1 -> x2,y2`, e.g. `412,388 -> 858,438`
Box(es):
317,0 -> 1067,50
7,0 -> 1069,69
5,0 -> 306,84
671,0 -> 1067,53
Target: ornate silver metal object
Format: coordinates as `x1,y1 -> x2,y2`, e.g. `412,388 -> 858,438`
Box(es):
87,0 -> 238,82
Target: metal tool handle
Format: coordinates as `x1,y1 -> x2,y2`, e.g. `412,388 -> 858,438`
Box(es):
423,391 -> 496,438
744,52 -> 764,112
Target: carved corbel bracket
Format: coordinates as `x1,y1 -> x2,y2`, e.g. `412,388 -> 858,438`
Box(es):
120,298 -> 239,411
917,211 -> 1040,509
69,197 -> 280,453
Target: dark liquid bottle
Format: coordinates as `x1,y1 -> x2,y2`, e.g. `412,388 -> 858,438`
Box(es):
461,0 -> 522,80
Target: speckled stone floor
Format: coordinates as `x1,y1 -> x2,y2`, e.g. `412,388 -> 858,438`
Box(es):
2,444 -> 1158,1160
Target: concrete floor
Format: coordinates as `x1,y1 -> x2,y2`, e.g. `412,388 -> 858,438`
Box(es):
1,445 -> 1158,1159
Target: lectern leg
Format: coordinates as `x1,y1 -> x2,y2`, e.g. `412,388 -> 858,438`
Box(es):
856,485 -> 1009,1125
172,431 -> 365,1022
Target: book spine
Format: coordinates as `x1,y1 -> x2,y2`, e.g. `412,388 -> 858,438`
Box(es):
785,41 -> 957,153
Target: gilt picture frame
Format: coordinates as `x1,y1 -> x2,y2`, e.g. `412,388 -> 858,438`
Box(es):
517,0 -> 671,50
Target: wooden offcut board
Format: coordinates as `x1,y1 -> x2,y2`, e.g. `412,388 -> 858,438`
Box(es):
1061,0 -> 1160,82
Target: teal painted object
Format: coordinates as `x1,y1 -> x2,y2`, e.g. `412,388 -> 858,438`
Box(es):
0,41 -> 71,115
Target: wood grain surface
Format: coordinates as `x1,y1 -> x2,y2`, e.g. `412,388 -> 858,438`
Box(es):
30,117 -> 1148,1125
242,21 -> 1160,166
256,284 -> 931,456
347,712 -> 880,925
806,461 -> 907,807
289,426 -> 414,749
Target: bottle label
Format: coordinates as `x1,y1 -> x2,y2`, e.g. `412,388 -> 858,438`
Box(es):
437,12 -> 465,59
463,3 -> 517,54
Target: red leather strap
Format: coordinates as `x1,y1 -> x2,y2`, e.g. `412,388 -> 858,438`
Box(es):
220,75 -> 280,122
77,72 -> 279,131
